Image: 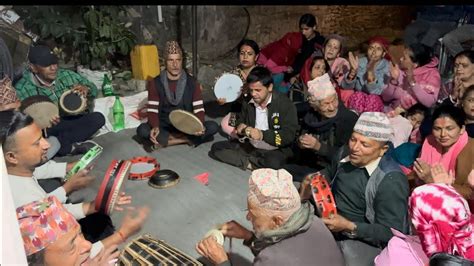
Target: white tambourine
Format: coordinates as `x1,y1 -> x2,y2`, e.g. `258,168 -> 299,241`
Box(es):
213,73 -> 243,103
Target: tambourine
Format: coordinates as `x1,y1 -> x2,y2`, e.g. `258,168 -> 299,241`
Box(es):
95,160 -> 131,215
148,169 -> 180,189
59,89 -> 87,115
64,145 -> 103,181
309,172 -> 337,219
169,109 -> 204,135
119,234 -> 203,266
213,73 -> 243,103
128,156 -> 160,180
20,95 -> 59,129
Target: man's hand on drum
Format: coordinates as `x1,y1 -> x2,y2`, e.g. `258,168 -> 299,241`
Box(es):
117,206 -> 150,241
194,127 -> 206,136
149,127 -> 160,144
196,236 -> 229,265
63,168 -> 95,195
236,123 -> 247,136
220,220 -> 253,241
49,115 -> 60,127
114,192 -> 133,212
216,98 -> 227,105
73,84 -> 90,98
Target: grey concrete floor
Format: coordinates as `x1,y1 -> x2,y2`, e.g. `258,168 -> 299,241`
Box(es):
66,120 -> 255,265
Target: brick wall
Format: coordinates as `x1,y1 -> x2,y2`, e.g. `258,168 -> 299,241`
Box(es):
245,5 -> 415,51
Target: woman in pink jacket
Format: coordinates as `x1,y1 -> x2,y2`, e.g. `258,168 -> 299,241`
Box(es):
382,43 -> 441,111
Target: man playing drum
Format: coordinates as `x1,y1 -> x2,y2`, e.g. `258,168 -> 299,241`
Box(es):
209,66 -> 298,170
14,45 -> 105,156
135,40 -> 218,151
0,110 -> 143,260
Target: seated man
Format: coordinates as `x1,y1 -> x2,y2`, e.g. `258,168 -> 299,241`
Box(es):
135,40 -> 218,151
1,76 -> 61,159
301,112 -> 410,266
196,168 -> 345,266
14,45 -> 105,156
17,196 -> 149,265
284,73 -> 358,182
209,66 -> 298,170
0,110 -> 143,258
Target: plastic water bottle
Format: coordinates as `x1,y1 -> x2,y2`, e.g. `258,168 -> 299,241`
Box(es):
113,96 -> 125,131
102,74 -> 114,97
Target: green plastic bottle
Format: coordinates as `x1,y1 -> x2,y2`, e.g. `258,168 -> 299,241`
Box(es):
113,96 -> 125,131
102,74 -> 114,97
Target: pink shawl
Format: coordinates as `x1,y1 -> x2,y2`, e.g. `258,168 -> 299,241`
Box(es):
419,131 -> 469,177
409,183 -> 474,259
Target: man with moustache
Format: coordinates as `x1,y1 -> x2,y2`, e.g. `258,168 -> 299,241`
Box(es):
301,112 -> 410,266
208,66 -> 298,170
283,73 -> 358,182
135,40 -> 218,151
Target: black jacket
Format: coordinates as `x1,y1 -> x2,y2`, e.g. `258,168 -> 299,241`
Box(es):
237,92 -> 298,155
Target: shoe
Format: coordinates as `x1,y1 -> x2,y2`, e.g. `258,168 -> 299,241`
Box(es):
70,140 -> 98,155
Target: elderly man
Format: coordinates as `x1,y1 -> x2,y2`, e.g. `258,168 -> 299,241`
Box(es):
284,73 -> 358,182
14,45 -> 105,156
135,40 -> 218,151
209,66 -> 298,170
17,196 -> 149,265
0,110 -> 146,258
196,168 -> 345,266
301,112 -> 410,266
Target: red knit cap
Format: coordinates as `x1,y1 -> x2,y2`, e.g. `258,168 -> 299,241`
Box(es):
368,36 -> 391,60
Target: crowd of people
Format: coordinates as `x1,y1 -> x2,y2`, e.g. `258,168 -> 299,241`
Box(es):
1,9 -> 474,266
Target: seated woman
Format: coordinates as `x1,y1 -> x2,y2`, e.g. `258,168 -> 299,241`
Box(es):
341,36 -> 391,114
462,85 -> 474,137
411,105 -> 473,200
257,13 -> 324,93
375,179 -> 474,265
438,50 -> 474,107
382,43 -> 440,111
217,39 -> 260,139
293,56 -> 331,119
300,34 -> 351,105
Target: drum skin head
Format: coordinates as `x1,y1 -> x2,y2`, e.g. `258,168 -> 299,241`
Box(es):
148,169 -> 180,189
21,95 -> 59,129
60,89 -> 87,115
213,73 -> 243,103
169,109 -> 204,135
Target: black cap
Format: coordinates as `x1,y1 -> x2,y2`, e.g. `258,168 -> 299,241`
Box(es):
28,45 -> 58,67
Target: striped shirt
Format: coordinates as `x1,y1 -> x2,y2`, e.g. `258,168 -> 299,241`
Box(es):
14,69 -> 98,103
146,75 -> 205,128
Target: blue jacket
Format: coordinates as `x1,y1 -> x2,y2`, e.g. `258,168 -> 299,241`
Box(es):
341,57 -> 390,95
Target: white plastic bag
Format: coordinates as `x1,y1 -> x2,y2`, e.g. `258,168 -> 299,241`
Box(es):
77,65 -> 112,92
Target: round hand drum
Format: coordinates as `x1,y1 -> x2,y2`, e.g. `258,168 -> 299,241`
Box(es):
309,172 -> 337,219
59,89 -> 87,115
20,95 -> 59,129
95,160 -> 131,215
213,73 -> 243,103
128,156 -> 160,181
64,145 -> 103,181
169,109 -> 204,135
148,169 -> 180,189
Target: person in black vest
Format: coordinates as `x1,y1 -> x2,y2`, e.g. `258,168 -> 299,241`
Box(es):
135,41 -> 218,151
208,66 -> 298,170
